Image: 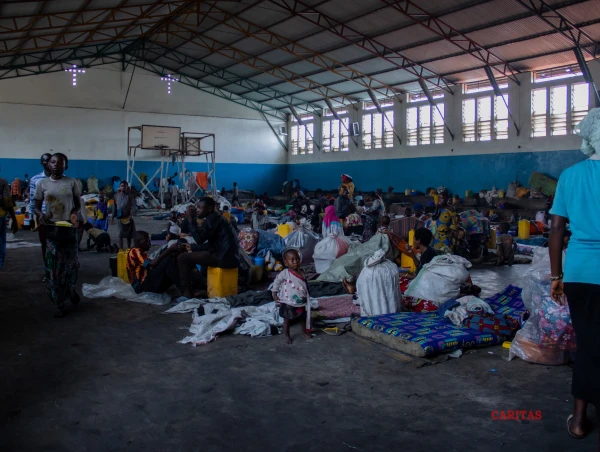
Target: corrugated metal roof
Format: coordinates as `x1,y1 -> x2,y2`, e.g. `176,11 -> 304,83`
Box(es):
1,0 -> 598,110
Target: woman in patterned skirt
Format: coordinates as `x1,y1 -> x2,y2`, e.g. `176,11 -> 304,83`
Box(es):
34,153 -> 81,317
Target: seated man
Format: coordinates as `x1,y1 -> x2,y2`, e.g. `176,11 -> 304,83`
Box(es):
178,197 -> 239,298
405,227 -> 438,278
127,231 -> 186,294
84,222 -> 114,253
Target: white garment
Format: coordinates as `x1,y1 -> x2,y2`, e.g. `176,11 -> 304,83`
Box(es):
322,221 -> 344,238
444,296 -> 494,326
356,249 -> 400,317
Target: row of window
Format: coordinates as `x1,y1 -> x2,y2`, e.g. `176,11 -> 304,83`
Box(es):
290,81 -> 590,155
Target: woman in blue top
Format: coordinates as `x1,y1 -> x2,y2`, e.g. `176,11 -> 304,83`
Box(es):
550,112 -> 600,442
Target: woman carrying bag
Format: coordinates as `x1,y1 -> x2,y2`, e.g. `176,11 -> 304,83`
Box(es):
34,153 -> 82,318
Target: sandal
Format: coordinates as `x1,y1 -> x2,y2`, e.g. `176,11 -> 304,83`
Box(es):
567,415 -> 588,439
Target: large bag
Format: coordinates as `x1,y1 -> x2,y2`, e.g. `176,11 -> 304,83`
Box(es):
313,234 -> 350,273
284,224 -> 320,265
356,250 -> 400,316
404,255 -> 471,304
509,249 -> 575,365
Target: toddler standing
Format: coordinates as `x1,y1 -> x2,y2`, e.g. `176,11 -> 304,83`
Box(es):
271,248 -> 311,344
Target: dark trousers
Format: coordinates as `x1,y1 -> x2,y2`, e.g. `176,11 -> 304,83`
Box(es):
564,282 -> 600,407
178,251 -> 219,286
137,254 -> 182,294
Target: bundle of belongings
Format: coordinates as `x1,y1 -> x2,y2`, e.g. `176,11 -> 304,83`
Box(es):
316,233 -> 397,283
509,249 -> 576,365
313,233 -> 350,273
355,249 -> 400,317
284,224 -> 320,266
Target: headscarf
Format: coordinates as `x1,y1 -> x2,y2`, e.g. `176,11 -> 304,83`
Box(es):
323,205 -> 340,227
576,107 -> 600,159
341,174 -> 353,183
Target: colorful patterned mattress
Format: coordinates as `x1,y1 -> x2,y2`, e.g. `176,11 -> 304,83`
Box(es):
352,285 -> 526,357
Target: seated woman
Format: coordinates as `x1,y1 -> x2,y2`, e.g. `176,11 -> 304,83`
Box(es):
343,204 -> 363,235
251,201 -> 270,231
322,205 -> 344,237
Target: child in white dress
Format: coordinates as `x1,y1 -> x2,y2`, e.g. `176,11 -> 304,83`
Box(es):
272,248 -> 311,344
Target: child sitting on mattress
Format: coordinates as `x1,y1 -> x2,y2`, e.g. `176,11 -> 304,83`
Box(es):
496,222 -> 516,266
271,248 -> 311,344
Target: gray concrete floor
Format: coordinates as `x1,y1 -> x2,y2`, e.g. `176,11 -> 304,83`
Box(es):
0,218 -> 596,452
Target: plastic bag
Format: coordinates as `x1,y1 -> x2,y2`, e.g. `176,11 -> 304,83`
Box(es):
284,224 -> 320,265
87,176 -> 99,193
313,234 -> 350,273
82,276 -> 171,305
509,249 -> 575,365
404,255 -> 471,304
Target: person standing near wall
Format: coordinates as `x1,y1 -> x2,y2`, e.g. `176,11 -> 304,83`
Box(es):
34,153 -> 81,317
29,153 -> 52,269
232,182 -> 239,206
112,180 -> 136,250
549,147 -> 600,444
0,177 -> 19,270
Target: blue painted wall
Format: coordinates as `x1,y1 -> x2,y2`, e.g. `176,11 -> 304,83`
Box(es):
286,150 -> 587,195
0,159 -> 286,195
1,149 -> 587,197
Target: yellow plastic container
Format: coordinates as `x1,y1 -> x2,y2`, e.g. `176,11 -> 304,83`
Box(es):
405,189 -> 410,195
465,190 -> 473,197
15,214 -> 25,229
400,230 -> 417,273
518,220 -> 531,240
208,267 -> 238,298
498,190 -> 505,199
277,223 -> 292,238
117,249 -> 130,283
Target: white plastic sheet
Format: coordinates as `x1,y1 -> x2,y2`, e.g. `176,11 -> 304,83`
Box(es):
404,255 -> 471,304
284,224 -> 320,265
82,276 -> 171,305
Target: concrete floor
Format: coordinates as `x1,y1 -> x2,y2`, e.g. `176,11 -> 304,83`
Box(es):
0,218 -> 597,452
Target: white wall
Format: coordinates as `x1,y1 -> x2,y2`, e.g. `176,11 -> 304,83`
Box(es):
0,63 -> 286,165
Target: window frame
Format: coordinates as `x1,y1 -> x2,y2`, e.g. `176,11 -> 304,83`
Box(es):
362,100 -> 395,150
406,101 -> 445,146
289,114 -> 315,155
462,92 -> 510,142
322,108 -> 350,153
529,76 -> 589,138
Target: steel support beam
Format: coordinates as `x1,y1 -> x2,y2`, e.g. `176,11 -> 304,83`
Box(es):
267,0 -> 455,94
573,47 -> 600,107
514,0 -> 600,59
138,23 -> 363,110
380,0 -> 521,85
164,2 -> 403,101
417,79 -> 455,141
484,65 -> 520,136
135,39 -> 323,114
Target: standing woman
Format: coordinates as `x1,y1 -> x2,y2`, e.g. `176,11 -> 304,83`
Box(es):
362,191 -> 385,242
112,180 -> 136,250
34,153 -> 81,317
549,145 -> 600,443
339,174 -> 355,200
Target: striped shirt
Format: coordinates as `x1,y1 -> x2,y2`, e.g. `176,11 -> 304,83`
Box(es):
29,171 -> 47,216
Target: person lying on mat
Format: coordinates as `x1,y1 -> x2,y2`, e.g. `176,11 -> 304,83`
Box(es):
178,197 -> 239,298
127,231 -> 186,294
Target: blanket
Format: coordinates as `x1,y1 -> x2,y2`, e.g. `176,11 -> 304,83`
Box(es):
314,295 -> 360,319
